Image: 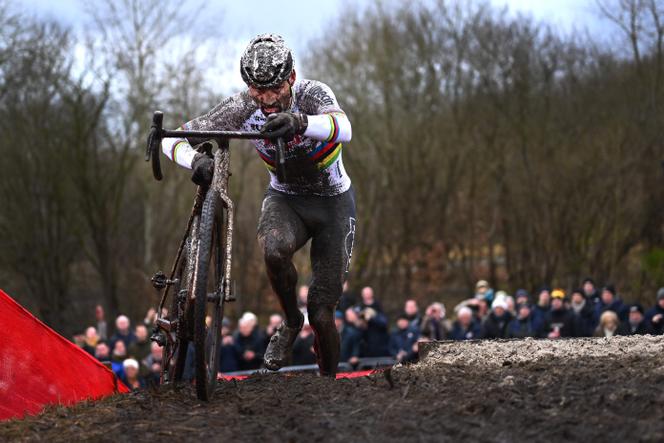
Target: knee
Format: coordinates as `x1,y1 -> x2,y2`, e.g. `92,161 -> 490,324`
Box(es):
259,233 -> 294,269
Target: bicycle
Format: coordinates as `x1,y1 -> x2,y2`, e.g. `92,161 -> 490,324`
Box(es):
145,111 -> 286,401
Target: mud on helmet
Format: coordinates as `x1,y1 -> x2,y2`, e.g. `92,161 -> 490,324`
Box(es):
240,34 -> 294,89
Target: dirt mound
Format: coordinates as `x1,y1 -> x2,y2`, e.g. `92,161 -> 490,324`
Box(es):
2,336 -> 664,442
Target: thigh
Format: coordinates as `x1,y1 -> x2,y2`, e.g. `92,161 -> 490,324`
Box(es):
308,190 -> 357,305
257,193 -> 310,255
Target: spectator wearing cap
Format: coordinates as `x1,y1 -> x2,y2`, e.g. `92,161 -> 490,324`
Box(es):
389,314 -> 420,363
582,277 -> 600,304
233,312 -> 265,371
570,288 -> 595,337
109,315 -> 137,350
481,297 -> 513,339
292,316 -> 317,365
618,304 -> 653,336
121,359 -> 146,391
341,307 -> 364,366
531,287 -> 551,334
475,280 -> 494,305
645,287 -> 664,335
594,285 -> 628,324
541,289 -> 577,338
507,303 -> 538,338
403,299 -> 422,330
420,302 -> 449,340
594,310 -> 620,337
450,306 -> 481,340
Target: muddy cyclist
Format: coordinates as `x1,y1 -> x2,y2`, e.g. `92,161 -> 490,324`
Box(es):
161,34 -> 356,377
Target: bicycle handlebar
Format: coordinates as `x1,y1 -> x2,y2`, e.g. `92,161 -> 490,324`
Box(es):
146,111 -> 288,182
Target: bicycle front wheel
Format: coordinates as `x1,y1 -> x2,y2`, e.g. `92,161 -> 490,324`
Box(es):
192,188 -> 226,401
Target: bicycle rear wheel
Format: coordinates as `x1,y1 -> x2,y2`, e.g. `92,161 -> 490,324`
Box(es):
192,188 -> 226,401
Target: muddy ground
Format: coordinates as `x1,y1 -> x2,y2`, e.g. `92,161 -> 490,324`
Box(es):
2,335 -> 664,442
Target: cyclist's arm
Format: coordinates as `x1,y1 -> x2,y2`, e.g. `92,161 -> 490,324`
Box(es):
161,93 -> 252,169
299,81 -> 352,143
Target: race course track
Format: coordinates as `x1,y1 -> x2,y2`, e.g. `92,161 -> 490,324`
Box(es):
2,335 -> 664,442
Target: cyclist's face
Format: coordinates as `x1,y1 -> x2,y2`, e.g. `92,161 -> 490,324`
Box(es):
248,71 -> 295,115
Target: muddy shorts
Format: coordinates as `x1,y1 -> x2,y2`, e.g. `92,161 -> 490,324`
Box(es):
257,186 -> 356,306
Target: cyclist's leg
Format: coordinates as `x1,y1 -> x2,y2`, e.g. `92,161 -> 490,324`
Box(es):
257,193 -> 310,328
307,189 -> 356,377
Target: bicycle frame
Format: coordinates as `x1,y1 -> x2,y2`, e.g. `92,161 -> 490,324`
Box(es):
146,110 -> 286,388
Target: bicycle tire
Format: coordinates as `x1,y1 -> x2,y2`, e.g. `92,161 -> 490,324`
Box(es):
192,188 -> 225,401
165,228 -> 197,383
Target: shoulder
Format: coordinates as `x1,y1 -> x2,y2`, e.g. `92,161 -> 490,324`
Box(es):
294,79 -> 342,114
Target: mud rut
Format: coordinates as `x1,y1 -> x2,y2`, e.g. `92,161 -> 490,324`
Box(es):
2,335 -> 664,442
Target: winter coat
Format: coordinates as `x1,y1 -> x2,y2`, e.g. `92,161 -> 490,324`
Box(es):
481,311 -> 513,339
340,324 -> 363,362
507,315 -> 539,338
362,312 -> 390,357
232,328 -> 266,370
541,308 -> 577,338
449,320 -> 481,340
617,319 -> 654,336
388,326 -> 419,361
571,300 -> 596,337
645,305 -> 664,335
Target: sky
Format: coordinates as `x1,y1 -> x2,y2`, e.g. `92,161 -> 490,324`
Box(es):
15,0 -> 609,92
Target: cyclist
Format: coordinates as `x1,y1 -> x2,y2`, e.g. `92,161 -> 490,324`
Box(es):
161,34 -> 355,377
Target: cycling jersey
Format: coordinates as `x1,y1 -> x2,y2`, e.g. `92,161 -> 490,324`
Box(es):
161,79 -> 352,196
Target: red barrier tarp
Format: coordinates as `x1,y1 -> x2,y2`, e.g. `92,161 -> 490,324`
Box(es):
0,289 -> 128,421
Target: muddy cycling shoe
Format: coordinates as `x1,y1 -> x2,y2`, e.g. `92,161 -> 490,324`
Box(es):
264,318 -> 303,371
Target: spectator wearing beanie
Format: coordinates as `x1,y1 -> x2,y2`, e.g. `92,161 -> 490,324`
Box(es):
645,287 -> 664,335
618,304 -> 653,336
450,306 -> 481,340
514,289 -> 530,307
507,303 -> 538,338
389,314 -> 420,363
121,358 -> 146,391
570,288 -> 595,337
594,285 -> 628,324
481,297 -> 513,339
541,289 -> 577,338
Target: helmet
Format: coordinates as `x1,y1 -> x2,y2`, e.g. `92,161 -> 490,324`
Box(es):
240,34 -> 294,89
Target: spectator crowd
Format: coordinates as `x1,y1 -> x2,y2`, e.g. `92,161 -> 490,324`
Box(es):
72,280 -> 664,390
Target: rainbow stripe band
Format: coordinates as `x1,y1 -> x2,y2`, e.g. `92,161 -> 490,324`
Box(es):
326,114 -> 340,142
256,142 -> 343,173
171,140 -> 188,163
